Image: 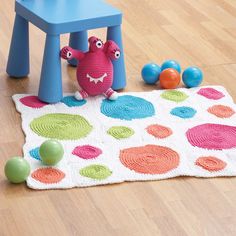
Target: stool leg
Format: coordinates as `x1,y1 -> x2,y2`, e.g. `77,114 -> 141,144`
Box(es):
107,25 -> 126,90
6,14 -> 29,77
68,31 -> 88,66
38,34 -> 62,103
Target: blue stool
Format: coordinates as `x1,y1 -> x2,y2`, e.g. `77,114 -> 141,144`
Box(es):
7,0 -> 126,103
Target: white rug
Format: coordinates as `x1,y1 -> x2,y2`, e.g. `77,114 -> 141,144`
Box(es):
13,86 -> 236,190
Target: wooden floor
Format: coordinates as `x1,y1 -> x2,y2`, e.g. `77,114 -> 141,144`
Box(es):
1,0 -> 236,235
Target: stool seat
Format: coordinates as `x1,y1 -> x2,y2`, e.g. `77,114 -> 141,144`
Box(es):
16,0 -> 122,34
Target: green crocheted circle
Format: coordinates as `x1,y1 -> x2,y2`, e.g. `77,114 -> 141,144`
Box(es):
161,90 -> 188,103
107,126 -> 134,139
30,113 -> 93,140
79,165 -> 112,180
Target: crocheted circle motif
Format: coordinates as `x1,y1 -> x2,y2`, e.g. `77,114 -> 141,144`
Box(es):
72,145 -> 102,159
79,164 -> 112,180
207,105 -> 235,118
31,167 -> 65,184
61,96 -> 86,107
146,124 -> 172,138
20,96 -> 47,108
161,90 -> 188,103
107,126 -> 134,139
30,113 -> 93,140
195,156 -> 226,172
29,147 -> 41,161
101,95 -> 155,120
171,106 -> 196,119
186,123 -> 236,150
120,145 -> 180,174
197,88 -> 225,100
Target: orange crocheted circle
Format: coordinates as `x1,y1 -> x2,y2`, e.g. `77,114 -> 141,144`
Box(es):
120,145 -> 179,174
31,167 -> 65,184
195,156 -> 226,172
146,124 -> 172,138
207,105 -> 235,118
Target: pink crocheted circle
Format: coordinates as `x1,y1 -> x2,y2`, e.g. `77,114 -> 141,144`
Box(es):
186,123 -> 236,150
20,96 -> 47,108
72,145 -> 102,159
197,88 -> 225,100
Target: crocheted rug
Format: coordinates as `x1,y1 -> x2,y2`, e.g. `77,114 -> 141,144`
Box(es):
13,86 -> 236,189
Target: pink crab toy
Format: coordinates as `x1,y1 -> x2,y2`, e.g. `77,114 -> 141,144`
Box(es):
60,36 -> 121,100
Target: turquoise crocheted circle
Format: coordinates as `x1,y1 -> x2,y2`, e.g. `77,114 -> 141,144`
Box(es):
101,95 -> 155,120
61,96 -> 86,107
29,147 -> 41,161
171,106 -> 196,119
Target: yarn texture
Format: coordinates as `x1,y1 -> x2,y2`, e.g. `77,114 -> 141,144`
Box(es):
79,165 -> 112,180
107,126 -> 134,139
207,105 -> 235,118
61,96 -> 87,107
31,167 -> 65,184
30,113 -> 93,140
170,106 -> 197,119
120,145 -> 180,174
195,156 -> 226,172
72,145 -> 102,159
186,123 -> 236,150
12,86 -> 236,189
146,124 -> 172,138
101,95 -> 155,120
197,87 -> 225,100
161,90 -> 188,102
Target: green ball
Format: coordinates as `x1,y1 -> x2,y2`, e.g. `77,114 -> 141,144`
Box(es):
5,157 -> 30,184
39,139 -> 64,166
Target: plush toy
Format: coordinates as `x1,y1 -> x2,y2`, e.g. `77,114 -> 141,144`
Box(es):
60,36 -> 121,100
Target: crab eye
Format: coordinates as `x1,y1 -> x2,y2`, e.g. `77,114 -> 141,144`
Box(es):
67,51 -> 72,58
96,40 -> 103,48
114,51 -> 120,59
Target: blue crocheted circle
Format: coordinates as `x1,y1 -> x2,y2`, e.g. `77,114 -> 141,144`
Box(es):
61,96 -> 86,107
101,95 -> 155,120
170,106 -> 196,119
29,147 -> 41,161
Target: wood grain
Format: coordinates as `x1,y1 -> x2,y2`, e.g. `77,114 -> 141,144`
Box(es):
0,0 -> 236,235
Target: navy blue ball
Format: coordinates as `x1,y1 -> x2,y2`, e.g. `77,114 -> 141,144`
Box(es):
141,63 -> 161,84
161,60 -> 181,73
182,67 -> 203,88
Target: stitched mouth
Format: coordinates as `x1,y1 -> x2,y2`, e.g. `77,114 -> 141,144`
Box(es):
86,73 -> 107,84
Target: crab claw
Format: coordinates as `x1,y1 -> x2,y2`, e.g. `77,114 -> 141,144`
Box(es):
104,40 -> 120,60
60,46 -> 73,60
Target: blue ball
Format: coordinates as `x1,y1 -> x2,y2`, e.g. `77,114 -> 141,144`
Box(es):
182,67 -> 203,88
161,60 -> 181,73
141,63 -> 161,84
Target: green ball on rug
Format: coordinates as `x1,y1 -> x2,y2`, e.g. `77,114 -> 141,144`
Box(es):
39,140 -> 64,166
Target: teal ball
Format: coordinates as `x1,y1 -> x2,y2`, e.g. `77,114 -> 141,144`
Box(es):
141,63 -> 161,84
161,60 -> 181,73
39,140 -> 64,166
182,66 -> 203,88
